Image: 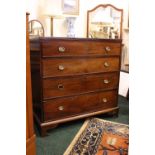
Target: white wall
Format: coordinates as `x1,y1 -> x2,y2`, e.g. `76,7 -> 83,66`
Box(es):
26,0 -> 129,37
26,0 -> 47,35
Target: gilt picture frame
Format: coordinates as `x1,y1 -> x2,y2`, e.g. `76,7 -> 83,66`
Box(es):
62,0 -> 79,15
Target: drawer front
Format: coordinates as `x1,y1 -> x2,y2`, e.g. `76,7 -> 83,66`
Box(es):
42,57 -> 120,78
43,90 -> 117,121
41,40 -> 121,57
43,73 -> 119,99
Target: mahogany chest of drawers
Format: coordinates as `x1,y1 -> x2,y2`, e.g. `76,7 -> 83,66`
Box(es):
30,37 -> 122,136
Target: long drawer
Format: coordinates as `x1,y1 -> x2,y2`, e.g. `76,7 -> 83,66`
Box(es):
41,40 -> 121,57
43,72 -> 119,99
43,90 -> 117,121
42,57 -> 119,78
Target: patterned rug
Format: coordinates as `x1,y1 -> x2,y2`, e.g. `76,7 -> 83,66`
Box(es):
64,118 -> 129,155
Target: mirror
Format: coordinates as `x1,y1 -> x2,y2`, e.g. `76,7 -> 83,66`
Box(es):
87,4 -> 123,39
28,20 -> 44,38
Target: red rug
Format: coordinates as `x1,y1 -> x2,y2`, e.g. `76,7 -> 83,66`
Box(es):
64,118 -> 129,155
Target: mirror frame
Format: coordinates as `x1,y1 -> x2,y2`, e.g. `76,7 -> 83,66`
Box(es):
87,4 -> 123,39
28,19 -> 45,37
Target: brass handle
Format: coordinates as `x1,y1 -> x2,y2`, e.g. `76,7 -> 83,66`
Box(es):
104,62 -> 110,67
58,65 -> 64,71
105,46 -> 111,52
58,84 -> 64,90
58,46 -> 65,52
58,106 -> 64,111
104,79 -> 110,84
102,98 -> 107,103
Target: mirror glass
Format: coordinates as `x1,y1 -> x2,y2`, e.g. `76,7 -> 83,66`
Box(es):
87,4 -> 123,39
28,20 -> 44,38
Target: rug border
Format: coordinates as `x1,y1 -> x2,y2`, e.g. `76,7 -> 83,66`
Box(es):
63,118 -> 128,155
63,119 -> 90,155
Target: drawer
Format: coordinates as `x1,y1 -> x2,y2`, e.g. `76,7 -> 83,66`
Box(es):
42,57 -> 120,78
43,72 -> 119,99
43,90 -> 117,121
41,40 -> 121,57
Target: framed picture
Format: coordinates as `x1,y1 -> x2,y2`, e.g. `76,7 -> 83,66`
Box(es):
62,0 -> 79,15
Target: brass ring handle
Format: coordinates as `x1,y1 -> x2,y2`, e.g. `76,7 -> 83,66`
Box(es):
104,79 -> 110,84
104,62 -> 110,67
58,84 -> 64,90
58,65 -> 64,71
102,98 -> 107,103
58,106 -> 64,111
58,46 -> 65,52
105,46 -> 111,52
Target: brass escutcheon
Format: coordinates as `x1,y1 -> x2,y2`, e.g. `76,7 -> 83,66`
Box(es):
58,84 -> 64,90
58,106 -> 64,111
105,46 -> 111,52
102,98 -> 107,103
58,46 -> 65,52
104,79 -> 109,84
104,62 -> 110,67
58,65 -> 64,71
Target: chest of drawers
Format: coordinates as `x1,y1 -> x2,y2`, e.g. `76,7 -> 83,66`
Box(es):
30,37 -> 122,136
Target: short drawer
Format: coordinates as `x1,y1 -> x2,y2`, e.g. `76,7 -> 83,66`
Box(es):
41,40 -> 121,57
43,72 -> 119,99
43,90 -> 117,121
42,57 -> 120,78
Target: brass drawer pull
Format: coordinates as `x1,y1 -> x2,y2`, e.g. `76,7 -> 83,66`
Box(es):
104,79 -> 110,84
105,46 -> 111,52
58,84 -> 64,90
58,65 -> 64,71
58,46 -> 65,52
102,98 -> 107,103
104,62 -> 110,67
58,106 -> 64,111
